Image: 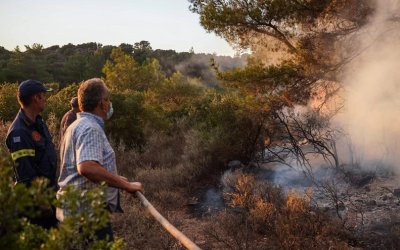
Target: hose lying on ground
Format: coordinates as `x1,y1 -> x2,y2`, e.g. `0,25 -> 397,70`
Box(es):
135,191 -> 202,250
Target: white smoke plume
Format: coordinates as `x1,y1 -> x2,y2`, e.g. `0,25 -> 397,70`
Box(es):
336,0 -> 400,172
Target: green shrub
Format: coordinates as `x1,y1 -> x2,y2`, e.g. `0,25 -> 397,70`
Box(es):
0,83 -> 19,122
106,90 -> 146,148
190,91 -> 266,167
43,83 -> 79,120
143,72 -> 206,133
0,149 -> 124,250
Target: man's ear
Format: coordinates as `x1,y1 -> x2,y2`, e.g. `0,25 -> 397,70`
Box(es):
32,93 -> 40,102
100,99 -> 107,111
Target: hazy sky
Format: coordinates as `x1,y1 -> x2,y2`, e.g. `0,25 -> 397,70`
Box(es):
0,0 -> 236,56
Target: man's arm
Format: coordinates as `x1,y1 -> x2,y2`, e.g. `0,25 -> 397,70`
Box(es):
77,160 -> 144,193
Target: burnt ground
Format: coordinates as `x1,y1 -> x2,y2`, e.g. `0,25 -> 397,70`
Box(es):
319,174 -> 400,249
188,164 -> 400,249
114,164 -> 400,249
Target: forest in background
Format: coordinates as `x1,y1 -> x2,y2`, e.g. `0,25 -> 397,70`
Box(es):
0,41 -> 246,86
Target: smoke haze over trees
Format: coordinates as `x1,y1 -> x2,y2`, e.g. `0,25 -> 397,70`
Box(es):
0,41 -> 246,87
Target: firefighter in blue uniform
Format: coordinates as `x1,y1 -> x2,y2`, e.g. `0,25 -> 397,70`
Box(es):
5,79 -> 58,228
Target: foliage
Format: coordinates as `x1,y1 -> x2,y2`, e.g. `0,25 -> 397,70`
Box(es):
220,60 -> 313,108
43,84 -> 79,120
0,42 -> 244,87
189,90 -> 267,166
151,49 -> 193,76
103,48 -> 165,91
145,72 -> 205,122
0,83 -> 19,122
103,48 -> 141,91
49,184 -> 124,250
106,90 -> 146,148
188,0 -> 373,171
0,152 -> 54,249
0,149 -> 124,249
0,46 -> 11,82
133,40 -> 153,65
6,44 -> 54,83
189,0 -> 372,60
0,121 -> 11,152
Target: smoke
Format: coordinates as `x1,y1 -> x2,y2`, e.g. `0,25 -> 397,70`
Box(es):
336,0 -> 400,172
175,53 -> 247,86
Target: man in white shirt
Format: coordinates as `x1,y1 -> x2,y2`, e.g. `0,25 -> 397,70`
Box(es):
58,78 -> 143,240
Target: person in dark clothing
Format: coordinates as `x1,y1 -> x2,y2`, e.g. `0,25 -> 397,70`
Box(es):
59,97 -> 79,141
5,79 -> 58,228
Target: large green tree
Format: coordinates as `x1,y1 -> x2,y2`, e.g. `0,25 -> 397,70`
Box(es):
133,40 -> 153,64
103,47 -> 141,91
103,48 -> 165,91
189,0 -> 373,75
188,0 -> 376,168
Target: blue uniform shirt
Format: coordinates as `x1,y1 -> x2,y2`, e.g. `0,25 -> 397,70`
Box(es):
5,109 -> 57,188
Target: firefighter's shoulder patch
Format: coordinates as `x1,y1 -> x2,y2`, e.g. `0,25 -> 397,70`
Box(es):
32,131 -> 41,141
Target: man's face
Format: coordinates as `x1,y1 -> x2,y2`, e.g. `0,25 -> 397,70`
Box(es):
100,89 -> 111,119
34,92 -> 48,112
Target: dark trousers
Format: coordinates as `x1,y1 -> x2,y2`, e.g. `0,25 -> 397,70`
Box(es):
95,222 -> 114,241
29,206 -> 58,229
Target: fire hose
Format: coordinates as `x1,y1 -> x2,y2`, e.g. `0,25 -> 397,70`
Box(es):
135,191 -> 202,250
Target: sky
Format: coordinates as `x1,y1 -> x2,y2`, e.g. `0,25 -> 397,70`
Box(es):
0,0 -> 236,56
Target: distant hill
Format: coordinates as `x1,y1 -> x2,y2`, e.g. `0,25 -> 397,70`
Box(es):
0,41 -> 247,86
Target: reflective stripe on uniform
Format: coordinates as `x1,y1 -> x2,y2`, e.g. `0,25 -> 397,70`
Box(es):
11,149 -> 35,161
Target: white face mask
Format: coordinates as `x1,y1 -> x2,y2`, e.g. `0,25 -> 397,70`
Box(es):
106,102 -> 113,120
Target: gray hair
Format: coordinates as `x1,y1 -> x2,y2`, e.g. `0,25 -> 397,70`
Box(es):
78,78 -> 108,112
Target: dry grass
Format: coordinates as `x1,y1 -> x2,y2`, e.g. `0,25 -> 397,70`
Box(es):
0,121 -> 10,153
110,127 -> 208,248
112,193 -> 182,250
45,112 -> 61,150
204,171 -> 354,250
112,125 -> 209,203
108,125 -> 358,249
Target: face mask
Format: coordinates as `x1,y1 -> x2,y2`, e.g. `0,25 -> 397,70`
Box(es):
106,102 -> 114,120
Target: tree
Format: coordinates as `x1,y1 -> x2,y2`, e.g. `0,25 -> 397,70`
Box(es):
103,47 -> 140,91
189,0 -> 373,75
119,43 -> 134,55
6,44 -> 53,83
106,90 -> 146,148
190,0 -> 330,52
61,53 -> 87,83
133,40 -> 153,64
188,0 -> 374,170
103,48 -> 165,91
151,49 -> 193,77
0,46 -> 11,82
